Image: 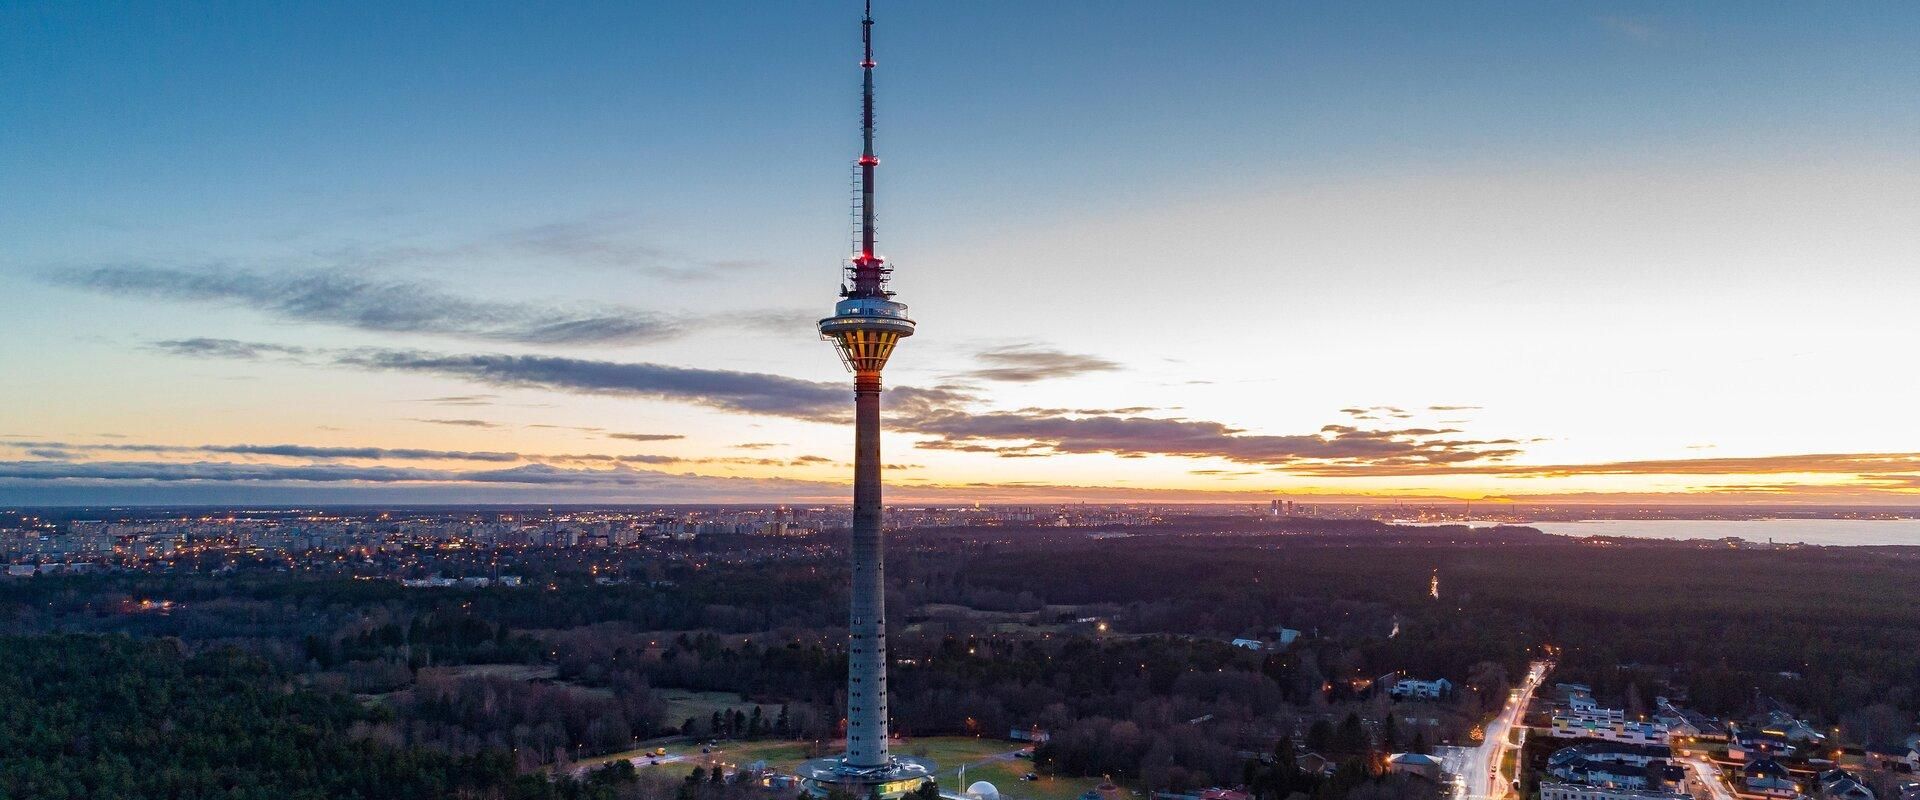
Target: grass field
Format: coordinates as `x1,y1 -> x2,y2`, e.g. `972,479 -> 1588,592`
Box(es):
433,663 -> 560,681
659,689 -> 779,729
954,758 -> 1100,800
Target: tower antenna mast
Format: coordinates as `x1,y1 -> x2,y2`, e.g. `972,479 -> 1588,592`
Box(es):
849,0 -> 888,298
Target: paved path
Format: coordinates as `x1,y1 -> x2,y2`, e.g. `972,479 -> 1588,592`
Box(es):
1448,661 -> 1550,800
1683,756 -> 1738,800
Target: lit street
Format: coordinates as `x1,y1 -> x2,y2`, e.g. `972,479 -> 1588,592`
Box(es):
1684,756 -> 1738,800
1441,661 -> 1550,800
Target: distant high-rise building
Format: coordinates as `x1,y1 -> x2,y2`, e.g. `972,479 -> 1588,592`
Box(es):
800,3 -> 935,798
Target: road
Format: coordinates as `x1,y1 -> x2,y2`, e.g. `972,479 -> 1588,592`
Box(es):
1442,661 -> 1549,800
569,750 -> 692,777
1683,756 -> 1738,800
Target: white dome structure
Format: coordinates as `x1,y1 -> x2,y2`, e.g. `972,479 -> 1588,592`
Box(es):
967,781 -> 1001,800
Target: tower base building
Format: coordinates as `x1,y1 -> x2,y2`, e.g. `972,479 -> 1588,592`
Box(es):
797,756 -> 937,800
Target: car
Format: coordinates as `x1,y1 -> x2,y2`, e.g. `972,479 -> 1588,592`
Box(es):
702,747 -> 711,754
1015,752 -> 1033,759
1023,773 -> 1039,781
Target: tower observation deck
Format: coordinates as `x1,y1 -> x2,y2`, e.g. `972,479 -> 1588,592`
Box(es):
802,2 -> 932,799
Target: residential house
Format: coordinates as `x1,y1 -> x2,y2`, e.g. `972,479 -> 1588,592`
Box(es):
1728,726 -> 1798,762
1742,759 -> 1798,799
1760,711 -> 1829,745
1386,752 -> 1443,782
1653,698 -> 1729,743
1547,743 -> 1681,791
1539,783 -> 1689,800
1387,676 -> 1454,700
1866,742 -> 1912,772
1816,770 -> 1875,800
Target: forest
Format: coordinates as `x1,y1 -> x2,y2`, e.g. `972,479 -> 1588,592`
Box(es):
0,634 -> 647,800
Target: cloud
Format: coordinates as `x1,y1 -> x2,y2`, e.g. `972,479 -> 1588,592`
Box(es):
152,339 -> 1531,475
733,442 -> 783,450
306,221 -> 763,283
1,440 -> 524,463
900,406 -> 1526,472
1478,452 -> 1920,479
0,460 -> 452,483
153,338 -> 310,360
0,438 -> 797,471
53,265 -> 678,346
408,418 -> 501,429
1286,451 -> 1920,480
1013,406 -> 1160,416
606,433 -> 685,442
1340,406 -> 1414,420
0,459 -> 819,490
212,443 -> 521,461
339,348 -> 859,420
955,345 -> 1122,383
419,395 -> 498,406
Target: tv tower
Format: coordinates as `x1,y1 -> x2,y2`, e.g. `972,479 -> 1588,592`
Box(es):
801,2 -> 934,798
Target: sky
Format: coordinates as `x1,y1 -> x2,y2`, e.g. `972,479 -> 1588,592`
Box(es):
4,1 -> 1920,506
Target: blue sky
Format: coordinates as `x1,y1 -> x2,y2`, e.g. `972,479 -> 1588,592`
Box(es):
4,2 -> 1919,505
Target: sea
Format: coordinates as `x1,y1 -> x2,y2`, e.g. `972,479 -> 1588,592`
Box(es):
1526,518 -> 1920,547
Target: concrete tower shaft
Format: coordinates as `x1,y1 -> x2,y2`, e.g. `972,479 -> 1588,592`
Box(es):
845,369 -> 888,767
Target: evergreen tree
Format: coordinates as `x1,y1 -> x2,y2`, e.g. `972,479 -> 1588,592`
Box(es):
1334,712 -> 1369,755
1306,719 -> 1335,753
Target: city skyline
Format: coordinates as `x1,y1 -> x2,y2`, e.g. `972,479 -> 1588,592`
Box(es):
6,1 -> 1920,506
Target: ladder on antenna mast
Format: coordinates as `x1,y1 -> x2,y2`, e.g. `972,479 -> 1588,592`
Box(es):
848,161 -> 863,259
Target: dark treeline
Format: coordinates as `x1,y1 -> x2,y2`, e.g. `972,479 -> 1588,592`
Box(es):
912,536 -> 1920,723
384,671 -> 670,761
